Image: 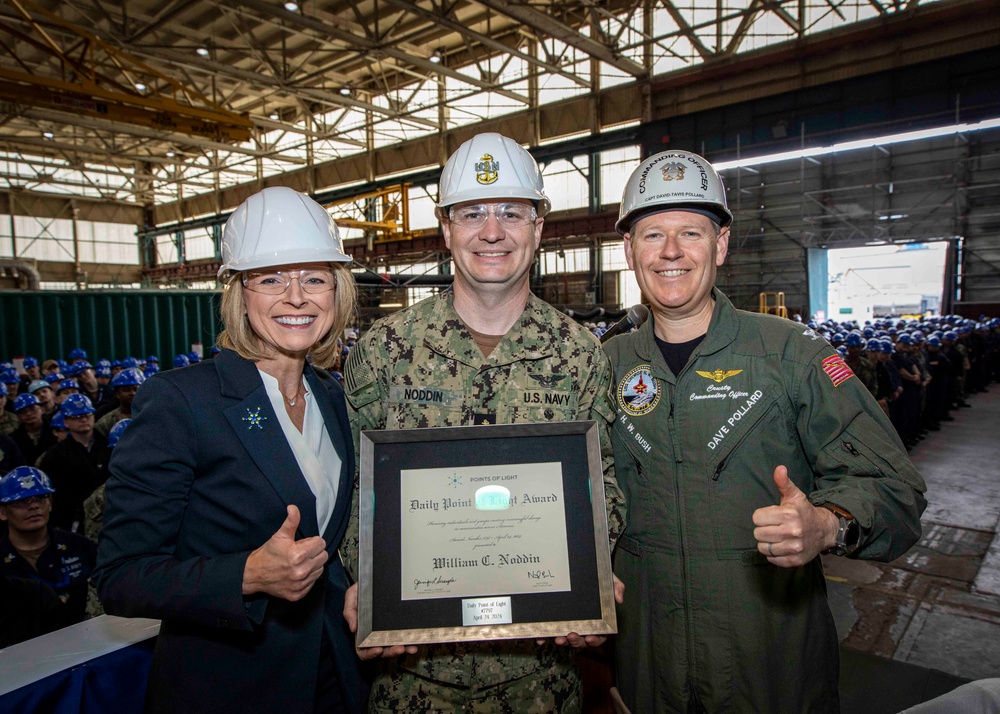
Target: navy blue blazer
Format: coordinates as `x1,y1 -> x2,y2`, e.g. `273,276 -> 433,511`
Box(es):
94,349 -> 364,714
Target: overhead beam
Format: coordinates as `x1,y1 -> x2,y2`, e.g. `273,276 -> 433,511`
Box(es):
380,0 -> 588,88
475,0 -> 646,77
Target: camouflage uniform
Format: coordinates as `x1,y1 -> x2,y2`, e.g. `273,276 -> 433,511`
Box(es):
343,292 -> 626,713
0,408 -> 18,436
845,352 -> 877,396
94,406 -> 126,439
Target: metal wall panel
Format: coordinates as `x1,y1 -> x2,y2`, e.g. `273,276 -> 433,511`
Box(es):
0,290 -> 222,363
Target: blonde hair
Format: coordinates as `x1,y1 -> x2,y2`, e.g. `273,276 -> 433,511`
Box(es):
216,263 -> 357,369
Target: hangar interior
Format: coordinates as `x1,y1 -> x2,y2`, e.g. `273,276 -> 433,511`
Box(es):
1,0 -> 1000,709
2,0 -> 998,334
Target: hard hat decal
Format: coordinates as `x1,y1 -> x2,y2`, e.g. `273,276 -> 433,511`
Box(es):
662,163 -> 686,181
475,153 -> 500,185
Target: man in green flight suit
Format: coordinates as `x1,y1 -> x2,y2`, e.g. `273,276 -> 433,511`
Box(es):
341,132 -> 626,712
604,150 -> 927,713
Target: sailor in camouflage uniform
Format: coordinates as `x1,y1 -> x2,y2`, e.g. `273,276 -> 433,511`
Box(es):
342,133 -> 626,713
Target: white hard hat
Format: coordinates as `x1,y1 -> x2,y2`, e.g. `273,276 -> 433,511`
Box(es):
616,150 -> 732,235
435,133 -> 551,220
218,187 -> 351,279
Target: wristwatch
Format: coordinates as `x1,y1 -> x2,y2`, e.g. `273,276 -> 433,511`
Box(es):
823,504 -> 860,556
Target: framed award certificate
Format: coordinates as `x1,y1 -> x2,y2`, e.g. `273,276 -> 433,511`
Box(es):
356,421 -> 617,647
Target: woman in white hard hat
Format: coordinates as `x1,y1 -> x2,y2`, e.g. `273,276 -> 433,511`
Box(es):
94,186 -> 365,714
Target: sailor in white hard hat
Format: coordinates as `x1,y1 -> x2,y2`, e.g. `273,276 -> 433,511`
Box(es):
343,133 -> 626,712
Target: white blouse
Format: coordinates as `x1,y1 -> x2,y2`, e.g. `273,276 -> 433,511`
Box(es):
258,369 -> 341,534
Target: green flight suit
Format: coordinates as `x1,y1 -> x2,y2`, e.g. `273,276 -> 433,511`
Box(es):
343,292 -> 626,713
603,290 -> 926,714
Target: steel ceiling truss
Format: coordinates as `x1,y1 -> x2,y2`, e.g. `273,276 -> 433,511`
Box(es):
0,0 -> 952,207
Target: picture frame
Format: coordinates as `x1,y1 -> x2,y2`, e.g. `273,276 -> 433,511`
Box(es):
356,421 -> 617,647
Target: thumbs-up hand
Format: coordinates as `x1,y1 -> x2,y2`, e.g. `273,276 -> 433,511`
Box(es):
751,466 -> 839,568
242,505 -> 329,601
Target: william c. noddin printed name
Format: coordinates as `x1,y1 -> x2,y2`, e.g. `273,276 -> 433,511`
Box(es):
433,553 -> 541,570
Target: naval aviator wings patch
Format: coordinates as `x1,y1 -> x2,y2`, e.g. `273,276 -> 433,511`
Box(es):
695,369 -> 742,383
821,354 -> 855,387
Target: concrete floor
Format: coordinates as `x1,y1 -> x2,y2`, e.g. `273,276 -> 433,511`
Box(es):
826,384 -> 1000,684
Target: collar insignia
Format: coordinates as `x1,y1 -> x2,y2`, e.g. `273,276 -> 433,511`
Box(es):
696,369 -> 743,383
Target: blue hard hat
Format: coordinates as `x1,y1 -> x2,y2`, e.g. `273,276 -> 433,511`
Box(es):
107,419 -> 132,449
13,394 -> 40,412
897,334 -> 912,345
944,331 -> 958,341
845,333 -> 864,347
110,360 -> 122,369
96,366 -> 111,378
0,467 -> 55,503
836,346 -> 848,357
111,368 -> 146,388
927,336 -> 942,347
187,351 -> 201,363
0,362 -> 13,371
57,378 -> 80,393
68,361 -> 93,376
96,359 -> 112,369
210,347 -> 221,355
173,354 -> 190,368
862,327 -> 875,338
146,355 -> 159,363
879,341 -> 895,354
0,369 -> 19,385
68,348 -> 87,361
50,411 -> 67,430
44,373 -> 64,384
143,365 -> 159,377
23,356 -> 38,368
121,357 -> 140,369
60,393 -> 95,417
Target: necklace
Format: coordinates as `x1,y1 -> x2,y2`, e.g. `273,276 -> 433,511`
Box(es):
283,386 -> 308,407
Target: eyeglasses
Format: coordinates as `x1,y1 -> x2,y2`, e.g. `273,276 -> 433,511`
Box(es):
242,269 -> 336,295
8,495 -> 51,509
448,203 -> 537,229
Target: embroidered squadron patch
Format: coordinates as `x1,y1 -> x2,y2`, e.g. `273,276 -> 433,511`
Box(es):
821,354 -> 855,387
617,365 -> 661,417
695,369 -> 743,383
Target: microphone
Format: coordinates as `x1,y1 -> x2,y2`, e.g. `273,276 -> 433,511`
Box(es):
600,304 -> 650,343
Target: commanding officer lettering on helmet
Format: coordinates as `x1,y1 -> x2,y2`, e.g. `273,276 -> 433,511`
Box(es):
604,150 -> 926,713
341,133 -> 626,712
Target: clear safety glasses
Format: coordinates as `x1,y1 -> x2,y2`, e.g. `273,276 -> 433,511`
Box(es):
242,269 -> 336,295
448,203 -> 537,229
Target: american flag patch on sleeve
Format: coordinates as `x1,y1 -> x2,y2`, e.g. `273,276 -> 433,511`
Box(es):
821,354 -> 855,387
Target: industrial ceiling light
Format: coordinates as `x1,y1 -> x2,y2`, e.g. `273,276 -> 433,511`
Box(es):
135,82 -> 147,91
166,151 -> 176,157
339,87 -> 351,96
42,131 -> 54,139
429,51 -> 442,64
196,47 -> 210,57
284,2 -> 299,11
269,112 -> 280,120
